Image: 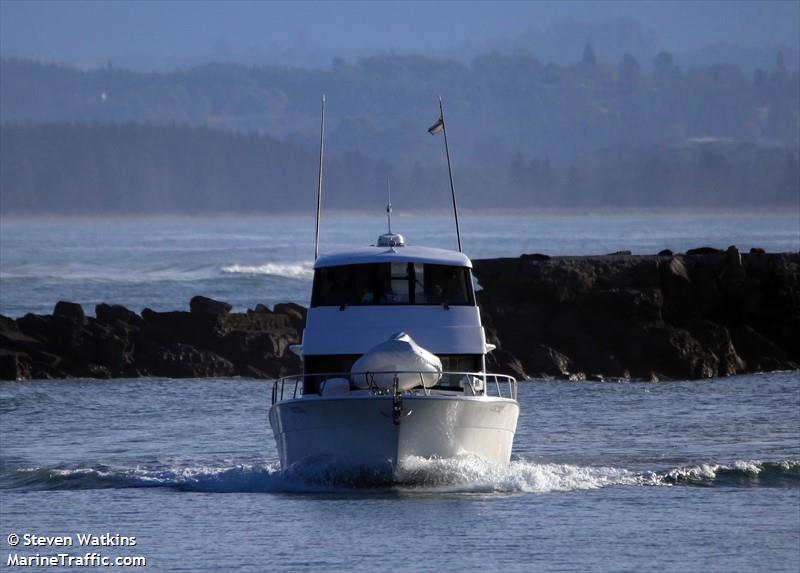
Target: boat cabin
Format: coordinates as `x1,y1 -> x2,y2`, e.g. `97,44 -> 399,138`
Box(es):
301,234 -> 489,393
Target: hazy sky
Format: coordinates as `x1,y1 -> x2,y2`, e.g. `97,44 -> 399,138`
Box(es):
1,0 -> 798,69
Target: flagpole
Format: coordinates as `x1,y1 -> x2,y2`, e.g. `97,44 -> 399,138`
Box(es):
314,95 -> 325,260
439,97 -> 462,253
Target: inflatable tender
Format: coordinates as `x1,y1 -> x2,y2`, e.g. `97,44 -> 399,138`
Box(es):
351,332 -> 442,391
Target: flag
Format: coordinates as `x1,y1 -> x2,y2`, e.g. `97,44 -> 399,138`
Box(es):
428,116 -> 444,134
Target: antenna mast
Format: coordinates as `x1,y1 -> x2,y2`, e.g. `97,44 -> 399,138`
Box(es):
386,177 -> 392,234
438,97 -> 462,252
314,95 -> 326,260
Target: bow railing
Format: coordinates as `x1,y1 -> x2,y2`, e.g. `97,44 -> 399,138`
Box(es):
270,370 -> 517,405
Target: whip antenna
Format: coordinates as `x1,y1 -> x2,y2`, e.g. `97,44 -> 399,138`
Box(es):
314,95 -> 326,260
387,177 -> 392,234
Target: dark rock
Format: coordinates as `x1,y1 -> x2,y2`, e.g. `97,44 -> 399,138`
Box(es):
216,329 -> 296,377
53,301 -> 86,324
640,324 -> 716,379
661,256 -> 691,284
584,288 -> 663,321
0,316 -> 43,353
521,253 -> 550,261
659,257 -> 694,323
90,321 -> 134,370
731,325 -> 791,371
749,247 -> 766,254
2,296 -> 310,380
39,310 -> 96,372
485,347 -> 527,380
16,313 -> 52,342
691,257 -> 726,318
0,349 -> 32,380
273,302 -> 307,332
190,295 -> 232,316
141,343 -> 236,378
720,245 -> 745,285
658,249 -> 674,256
219,312 -> 289,334
606,250 -> 632,256
252,304 -> 272,314
523,344 -> 575,378
31,350 -> 62,369
687,247 -> 723,255
141,309 -> 219,347
688,319 -> 745,376
96,303 -> 143,326
475,252 -> 799,381
84,363 -> 112,379
583,353 -> 630,379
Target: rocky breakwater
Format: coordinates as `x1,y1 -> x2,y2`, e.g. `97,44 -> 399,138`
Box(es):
0,296 -> 305,380
475,248 -> 800,381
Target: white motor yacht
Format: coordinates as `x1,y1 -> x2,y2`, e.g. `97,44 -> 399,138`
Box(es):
269,232 -> 519,472
268,98 -> 519,474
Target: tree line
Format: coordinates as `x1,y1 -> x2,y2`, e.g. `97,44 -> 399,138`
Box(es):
1,123 -> 796,215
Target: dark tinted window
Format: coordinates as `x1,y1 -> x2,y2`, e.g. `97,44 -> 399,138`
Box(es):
312,263 -> 474,307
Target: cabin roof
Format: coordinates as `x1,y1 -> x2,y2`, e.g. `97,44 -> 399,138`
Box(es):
314,245 -> 472,269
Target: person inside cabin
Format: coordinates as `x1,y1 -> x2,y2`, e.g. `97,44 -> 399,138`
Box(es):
428,283 -> 445,304
326,266 -> 351,306
359,285 -> 374,304
446,267 -> 467,304
423,264 -> 448,304
354,264 -> 375,304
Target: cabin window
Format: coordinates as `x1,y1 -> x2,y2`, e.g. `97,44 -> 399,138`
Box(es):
379,262 -> 411,304
311,263 -> 475,307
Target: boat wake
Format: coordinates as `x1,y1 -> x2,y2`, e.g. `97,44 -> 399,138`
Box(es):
2,457 -> 798,494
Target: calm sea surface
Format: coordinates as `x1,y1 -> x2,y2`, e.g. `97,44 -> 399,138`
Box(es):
0,213 -> 799,571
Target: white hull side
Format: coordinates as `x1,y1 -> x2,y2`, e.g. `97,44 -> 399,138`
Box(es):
269,395 -> 519,469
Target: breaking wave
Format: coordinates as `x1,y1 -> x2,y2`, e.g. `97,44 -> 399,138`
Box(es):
655,459 -> 800,487
221,262 -> 313,279
2,458 -> 797,494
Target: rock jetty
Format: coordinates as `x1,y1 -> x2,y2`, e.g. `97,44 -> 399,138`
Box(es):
1,248 -> 798,381
475,248 -> 799,380
0,296 -> 304,380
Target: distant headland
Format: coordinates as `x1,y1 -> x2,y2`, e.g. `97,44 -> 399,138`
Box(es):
1,247 -> 797,382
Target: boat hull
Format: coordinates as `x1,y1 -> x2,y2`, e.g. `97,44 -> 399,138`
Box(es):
269,394 -> 519,470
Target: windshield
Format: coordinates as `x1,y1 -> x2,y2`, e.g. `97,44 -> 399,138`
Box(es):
311,262 -> 475,307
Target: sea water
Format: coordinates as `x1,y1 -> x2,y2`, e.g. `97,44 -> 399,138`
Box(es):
0,374 -> 798,571
0,212 -> 799,571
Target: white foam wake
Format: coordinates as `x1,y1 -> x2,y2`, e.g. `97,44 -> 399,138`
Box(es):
221,262 -> 313,279
396,456 -> 643,492
5,457 -> 797,494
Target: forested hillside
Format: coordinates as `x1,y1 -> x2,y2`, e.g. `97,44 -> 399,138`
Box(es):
1,51 -> 797,214
1,123 -> 795,215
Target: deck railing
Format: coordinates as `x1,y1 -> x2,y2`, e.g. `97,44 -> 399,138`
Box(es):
270,370 -> 517,405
